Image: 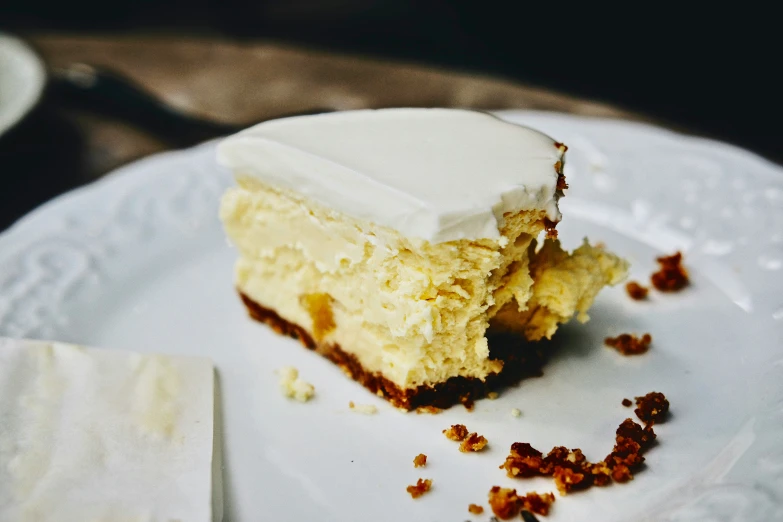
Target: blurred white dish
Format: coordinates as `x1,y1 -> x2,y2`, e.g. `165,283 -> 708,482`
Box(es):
0,33 -> 46,138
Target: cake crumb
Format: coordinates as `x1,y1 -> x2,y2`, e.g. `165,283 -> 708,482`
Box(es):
468,504 -> 484,514
552,466 -> 585,495
651,252 -> 689,291
300,292 -> 335,340
625,281 -> 649,300
604,333 -> 652,355
519,491 -> 556,516
406,478 -> 432,498
622,398 -> 633,407
276,366 -> 315,402
501,442 -> 545,478
616,417 -> 657,450
416,405 -> 442,415
459,432 -> 488,452
511,408 -> 522,417
348,401 -> 378,415
413,453 -> 427,468
488,486 -> 520,519
443,424 -> 469,441
487,391 -> 499,400
634,392 -> 670,424
499,406 -> 667,496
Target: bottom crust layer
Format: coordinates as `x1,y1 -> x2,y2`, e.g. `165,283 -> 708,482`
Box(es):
239,291 -> 547,411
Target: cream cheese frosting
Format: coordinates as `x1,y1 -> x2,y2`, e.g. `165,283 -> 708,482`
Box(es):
217,108 -> 565,243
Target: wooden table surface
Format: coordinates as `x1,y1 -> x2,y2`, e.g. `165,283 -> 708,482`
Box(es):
1,35 -> 646,230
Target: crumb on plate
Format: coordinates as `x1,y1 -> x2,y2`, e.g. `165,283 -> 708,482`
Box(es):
511,408 -> 522,417
459,432 -> 488,452
622,398 -> 633,407
500,404 -> 668,495
406,478 -> 432,498
443,424 -> 469,441
488,486 -> 520,519
604,333 -> 652,355
651,252 -> 689,291
468,503 -> 484,514
413,453 -> 427,468
625,281 -> 649,300
276,366 -> 315,402
634,391 -> 670,424
348,401 -> 378,415
519,491 -> 555,516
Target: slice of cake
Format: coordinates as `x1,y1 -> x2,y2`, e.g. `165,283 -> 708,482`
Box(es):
218,108 -> 627,410
0,338 -> 221,522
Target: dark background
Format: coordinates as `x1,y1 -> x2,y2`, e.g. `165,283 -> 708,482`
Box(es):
0,1 -> 779,231
3,0 -> 777,160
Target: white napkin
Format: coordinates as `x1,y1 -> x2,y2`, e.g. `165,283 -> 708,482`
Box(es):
0,338 -> 222,522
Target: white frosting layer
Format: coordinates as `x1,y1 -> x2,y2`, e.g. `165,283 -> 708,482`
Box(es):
217,108 -> 565,243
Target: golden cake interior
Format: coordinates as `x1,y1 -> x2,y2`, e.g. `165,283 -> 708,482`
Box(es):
221,176 -> 627,408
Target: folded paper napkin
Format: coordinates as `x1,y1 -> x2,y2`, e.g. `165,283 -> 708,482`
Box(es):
0,337 -> 222,522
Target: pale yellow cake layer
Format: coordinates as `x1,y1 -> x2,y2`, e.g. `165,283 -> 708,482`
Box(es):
221,178 -> 627,389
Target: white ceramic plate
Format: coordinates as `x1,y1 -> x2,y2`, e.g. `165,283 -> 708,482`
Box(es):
1,111 -> 781,522
0,33 -> 46,138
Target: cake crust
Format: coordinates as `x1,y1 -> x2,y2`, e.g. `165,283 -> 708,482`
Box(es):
240,291 -> 546,410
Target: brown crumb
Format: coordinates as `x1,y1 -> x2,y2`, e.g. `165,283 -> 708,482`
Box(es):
461,395 -> 475,411
606,438 -> 644,469
459,433 -> 488,452
519,491 -> 556,516
488,486 -> 520,520
634,392 -> 670,424
625,281 -> 649,300
501,442 -> 545,478
622,398 -> 633,407
543,218 -> 559,239
589,462 -> 612,486
611,464 -> 634,482
300,293 -> 335,341
468,503 -> 484,515
651,251 -> 689,292
406,478 -> 432,498
413,453 -> 427,468
415,405 -> 442,414
552,466 -> 586,495
604,333 -> 652,355
443,424 -> 469,441
616,417 -> 657,450
500,407 -> 668,496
